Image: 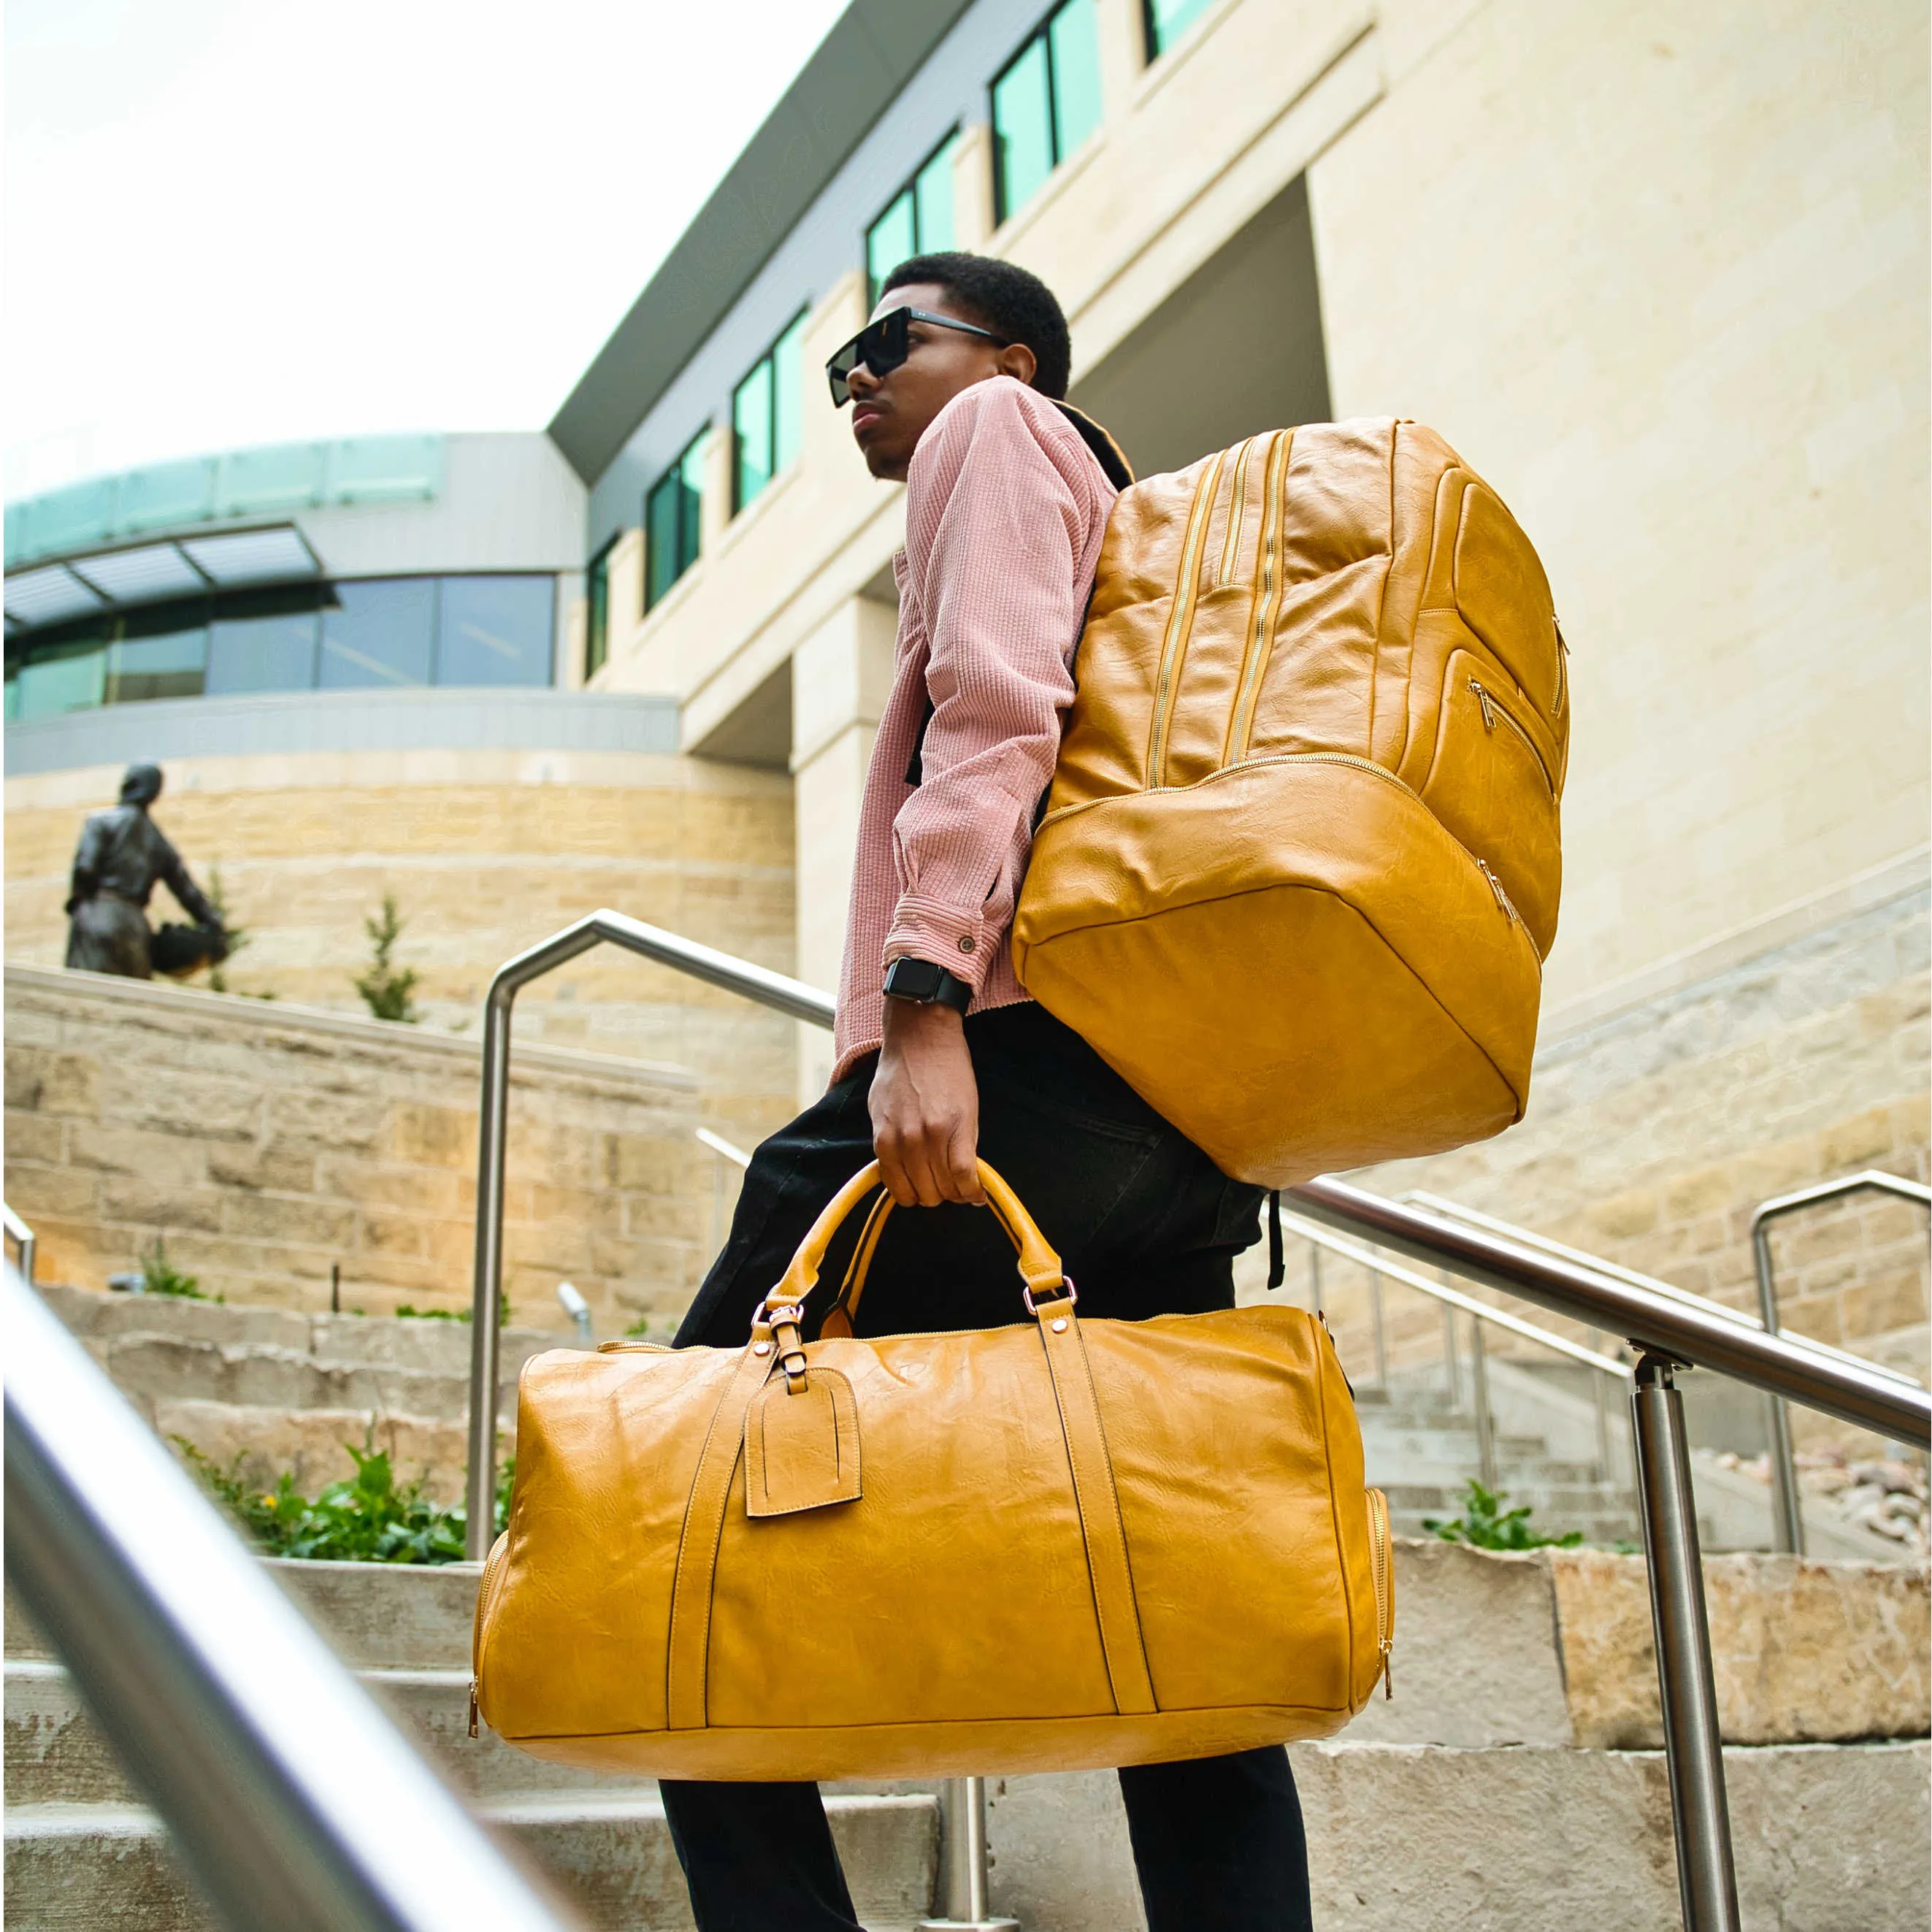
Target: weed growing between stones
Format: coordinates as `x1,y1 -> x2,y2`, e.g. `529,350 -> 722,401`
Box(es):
140,1238 -> 212,1300
174,1434 -> 514,1564
1423,1478 -> 1587,1551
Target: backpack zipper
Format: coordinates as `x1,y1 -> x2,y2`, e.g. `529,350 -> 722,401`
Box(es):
1145,449 -> 1227,787
1552,616 -> 1568,717
1224,430 -> 1292,764
1476,856 -> 1522,925
1368,1488 -> 1394,1698
1215,436 -> 1257,586
1468,678 -> 1555,797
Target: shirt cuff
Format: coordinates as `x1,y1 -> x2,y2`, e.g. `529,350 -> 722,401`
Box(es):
883,894 -> 996,994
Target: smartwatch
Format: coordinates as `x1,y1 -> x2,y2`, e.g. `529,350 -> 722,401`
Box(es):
883,956 -> 973,1014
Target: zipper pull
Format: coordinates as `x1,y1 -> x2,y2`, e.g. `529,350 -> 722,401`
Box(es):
1552,617 -> 1569,716
1380,1638 -> 1394,1701
1468,678 -> 1497,731
1476,858 -> 1519,924
468,1684 -> 480,1739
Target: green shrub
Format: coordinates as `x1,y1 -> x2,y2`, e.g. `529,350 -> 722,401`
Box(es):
175,1435 -> 513,1565
141,1238 -> 208,1300
1422,1478 -> 1584,1552
354,893 -> 420,1024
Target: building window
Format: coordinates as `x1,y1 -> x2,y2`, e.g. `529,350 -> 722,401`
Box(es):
585,536 -> 616,681
865,131 -> 961,304
992,0 -> 1102,225
645,432 -> 707,610
434,575 -> 555,687
732,311 -> 809,515
1143,0 -> 1213,58
4,572 -> 561,716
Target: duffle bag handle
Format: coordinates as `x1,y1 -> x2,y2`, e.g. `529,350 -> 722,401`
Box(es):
767,1158 -> 1067,1334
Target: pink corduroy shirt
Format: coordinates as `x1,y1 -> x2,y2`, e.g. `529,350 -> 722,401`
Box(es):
831,375 -> 1120,1084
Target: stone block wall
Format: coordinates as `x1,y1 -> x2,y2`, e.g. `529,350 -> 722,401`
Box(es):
3,744 -> 800,1160
1258,881 -> 1930,1455
4,965 -> 718,1333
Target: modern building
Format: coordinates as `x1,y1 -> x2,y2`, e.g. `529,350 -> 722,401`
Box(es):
5,0 -> 1926,1376
1,432 -> 795,1181
546,0 -> 1928,1378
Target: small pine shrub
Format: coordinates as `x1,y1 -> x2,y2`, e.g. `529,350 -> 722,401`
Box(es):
354,893 -> 420,1024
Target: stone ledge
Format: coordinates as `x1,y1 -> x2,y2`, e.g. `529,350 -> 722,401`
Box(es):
4,964 -> 699,1094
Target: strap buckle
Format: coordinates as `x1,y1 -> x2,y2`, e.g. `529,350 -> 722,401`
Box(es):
1022,1278 -> 1077,1318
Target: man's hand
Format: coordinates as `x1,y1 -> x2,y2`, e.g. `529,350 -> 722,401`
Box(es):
870,998 -> 986,1208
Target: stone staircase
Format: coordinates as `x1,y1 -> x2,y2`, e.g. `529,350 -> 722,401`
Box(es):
1356,1382 -> 1642,1545
31,1281 -> 567,1501
4,1564 -> 938,1931
6,1284 -> 1929,1931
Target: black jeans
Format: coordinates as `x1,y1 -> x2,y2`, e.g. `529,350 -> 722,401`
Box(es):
664,1002 -> 1312,1932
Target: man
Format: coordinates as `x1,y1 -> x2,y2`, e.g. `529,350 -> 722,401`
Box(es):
664,253 -> 1312,1932
65,762 -> 223,979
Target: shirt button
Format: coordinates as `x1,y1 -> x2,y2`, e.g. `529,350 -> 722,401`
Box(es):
957,936 -> 975,954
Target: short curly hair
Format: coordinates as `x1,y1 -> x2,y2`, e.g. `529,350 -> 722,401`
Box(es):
878,251 -> 1073,399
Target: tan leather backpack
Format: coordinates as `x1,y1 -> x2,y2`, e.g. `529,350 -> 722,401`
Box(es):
1013,418 -> 1565,1187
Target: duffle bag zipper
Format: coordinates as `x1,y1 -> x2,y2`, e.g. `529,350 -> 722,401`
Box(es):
1368,1487 -> 1394,1698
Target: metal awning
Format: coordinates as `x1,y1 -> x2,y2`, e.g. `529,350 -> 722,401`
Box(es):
4,525 -> 322,634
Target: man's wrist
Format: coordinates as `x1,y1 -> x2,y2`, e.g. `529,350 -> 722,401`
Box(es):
883,955 -> 973,1014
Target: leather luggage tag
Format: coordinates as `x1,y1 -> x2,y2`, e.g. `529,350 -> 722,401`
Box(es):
744,1367 -> 862,1517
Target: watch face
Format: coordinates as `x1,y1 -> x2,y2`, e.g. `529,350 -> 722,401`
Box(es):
888,958 -> 943,1000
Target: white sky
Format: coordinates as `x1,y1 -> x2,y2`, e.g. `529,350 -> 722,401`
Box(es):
4,0 -> 849,499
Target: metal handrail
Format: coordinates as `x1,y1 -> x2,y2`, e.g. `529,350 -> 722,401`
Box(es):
1287,1176 -> 1932,1932
4,1199 -> 36,1285
1411,1188 -> 1925,1387
3,1259 -> 581,1932
464,909 -> 832,1551
1289,1178 -> 1930,1444
1749,1170 -> 1932,1555
1281,1207 -> 1633,1379
469,917 -> 1932,1932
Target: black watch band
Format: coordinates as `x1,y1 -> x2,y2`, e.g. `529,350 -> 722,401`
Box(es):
883,956 -> 973,1014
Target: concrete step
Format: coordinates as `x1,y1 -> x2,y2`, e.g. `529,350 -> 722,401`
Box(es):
986,1740 -> 1931,1932
37,1283 -> 578,1502
1,1792 -> 939,1932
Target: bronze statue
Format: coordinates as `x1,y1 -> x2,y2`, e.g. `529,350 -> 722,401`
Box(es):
65,763 -> 225,979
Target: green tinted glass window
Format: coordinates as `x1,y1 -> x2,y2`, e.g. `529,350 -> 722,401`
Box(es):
107,618 -> 208,703
913,134 -> 959,254
865,191 -> 916,308
1049,0 -> 1103,152
993,1 -> 1100,223
771,312 -> 808,478
732,358 -> 775,513
646,433 -> 706,610
866,130 -> 962,304
12,635 -> 107,718
992,37 -> 1054,223
586,538 -> 614,681
732,312 -> 810,515
1144,0 -> 1213,57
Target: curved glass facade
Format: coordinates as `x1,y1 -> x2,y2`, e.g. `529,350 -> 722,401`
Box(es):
4,572 -> 557,722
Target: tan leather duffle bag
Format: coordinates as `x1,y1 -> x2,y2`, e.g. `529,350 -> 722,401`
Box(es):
472,1159 -> 1394,1782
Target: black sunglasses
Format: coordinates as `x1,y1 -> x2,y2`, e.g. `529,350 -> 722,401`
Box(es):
825,305 -> 1011,405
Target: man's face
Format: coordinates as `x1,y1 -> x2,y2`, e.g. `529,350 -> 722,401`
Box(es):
846,281 -> 1037,481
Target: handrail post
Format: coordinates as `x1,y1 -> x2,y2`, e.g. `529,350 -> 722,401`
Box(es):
1751,1215 -> 1805,1557
919,1776 -> 1019,1931
1632,1354 -> 1739,1932
1468,1311 -> 1498,1490
4,1202 -> 35,1287
465,984 -> 516,1560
